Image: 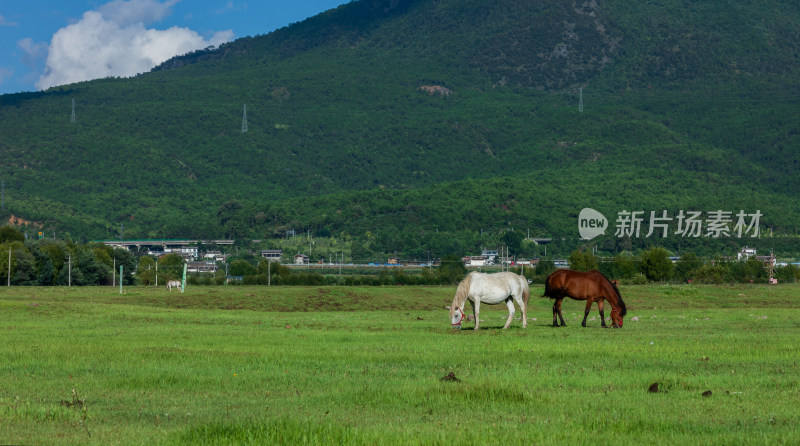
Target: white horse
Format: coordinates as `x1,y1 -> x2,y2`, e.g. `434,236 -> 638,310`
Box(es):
166,280 -> 181,291
449,271 -> 529,330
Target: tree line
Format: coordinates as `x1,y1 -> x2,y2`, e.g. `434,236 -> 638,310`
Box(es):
3,224 -> 797,287
566,247 -> 800,284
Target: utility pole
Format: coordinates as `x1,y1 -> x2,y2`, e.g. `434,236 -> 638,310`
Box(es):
241,104 -> 248,133
7,248 -> 10,286
71,99 -> 76,124
67,254 -> 72,287
578,87 -> 584,113
113,258 -> 116,287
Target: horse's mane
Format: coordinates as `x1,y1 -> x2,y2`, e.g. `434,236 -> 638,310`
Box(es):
601,273 -> 627,317
449,272 -> 473,317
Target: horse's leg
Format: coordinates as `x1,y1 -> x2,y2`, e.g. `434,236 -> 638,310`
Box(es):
582,299 -> 593,327
520,297 -> 527,329
472,298 -> 480,330
598,300 -> 607,327
552,299 -> 559,327
553,298 -> 566,327
502,299 -> 515,329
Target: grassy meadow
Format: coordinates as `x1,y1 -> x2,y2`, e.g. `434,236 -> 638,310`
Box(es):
1,283 -> 799,445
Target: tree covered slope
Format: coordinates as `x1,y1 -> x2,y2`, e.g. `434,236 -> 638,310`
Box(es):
0,0 -> 798,245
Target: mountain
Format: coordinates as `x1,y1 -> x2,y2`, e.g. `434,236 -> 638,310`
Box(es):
1,0 -> 798,256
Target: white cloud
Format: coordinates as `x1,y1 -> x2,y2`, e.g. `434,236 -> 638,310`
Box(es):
97,0 -> 180,26
36,0 -> 233,91
0,13 -> 19,26
214,1 -> 245,15
17,38 -> 49,70
0,67 -> 13,85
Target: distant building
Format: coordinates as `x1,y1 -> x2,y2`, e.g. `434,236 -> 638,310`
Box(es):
294,254 -> 309,265
261,249 -> 283,261
178,246 -> 198,259
465,256 -> 488,267
737,246 -> 757,261
203,251 -> 226,262
187,261 -> 216,273
96,239 -> 234,252
481,250 -> 498,265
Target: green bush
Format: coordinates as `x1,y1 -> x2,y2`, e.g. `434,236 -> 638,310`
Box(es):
625,273 -> 648,285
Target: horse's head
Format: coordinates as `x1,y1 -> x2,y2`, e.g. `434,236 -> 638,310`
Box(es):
611,307 -> 624,328
450,306 -> 465,329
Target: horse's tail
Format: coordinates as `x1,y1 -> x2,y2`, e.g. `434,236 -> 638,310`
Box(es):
521,277 -> 530,310
450,273 -> 473,316
542,272 -> 554,298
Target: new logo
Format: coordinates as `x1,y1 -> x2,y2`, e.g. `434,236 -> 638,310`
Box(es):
578,208 -> 607,240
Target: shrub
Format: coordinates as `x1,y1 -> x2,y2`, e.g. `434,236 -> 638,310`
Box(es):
625,273 -> 648,285
690,264 -> 731,284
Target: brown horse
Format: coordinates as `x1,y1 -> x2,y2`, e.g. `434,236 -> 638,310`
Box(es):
543,269 -> 626,328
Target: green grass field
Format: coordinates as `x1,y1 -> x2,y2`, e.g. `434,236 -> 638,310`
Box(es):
2,284 -> 799,445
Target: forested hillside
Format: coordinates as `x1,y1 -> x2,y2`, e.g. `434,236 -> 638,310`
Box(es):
1,0 -> 799,258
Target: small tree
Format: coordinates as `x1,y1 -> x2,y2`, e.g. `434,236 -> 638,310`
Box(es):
136,256 -> 157,285
438,254 -> 467,285
158,253 -> 185,280
229,259 -> 257,276
611,254 -> 640,279
691,264 -> 730,284
0,226 -> 24,244
641,247 -> 674,282
501,230 -> 524,256
675,252 -> 702,281
568,250 -> 598,271
535,259 -> 556,280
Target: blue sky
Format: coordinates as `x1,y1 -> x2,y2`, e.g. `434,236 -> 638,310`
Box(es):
0,0 -> 350,95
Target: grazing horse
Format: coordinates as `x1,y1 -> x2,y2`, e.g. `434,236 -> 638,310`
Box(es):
543,269 -> 626,328
450,271 -> 529,330
166,280 -> 181,291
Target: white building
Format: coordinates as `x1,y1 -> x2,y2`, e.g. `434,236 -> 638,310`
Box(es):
204,251 -> 226,262
737,246 -> 757,261
465,256 -> 488,267
261,250 -> 283,261
481,250 -> 499,265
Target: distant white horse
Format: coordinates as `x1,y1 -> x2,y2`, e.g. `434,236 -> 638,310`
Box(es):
166,280 -> 181,291
450,271 -> 529,330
